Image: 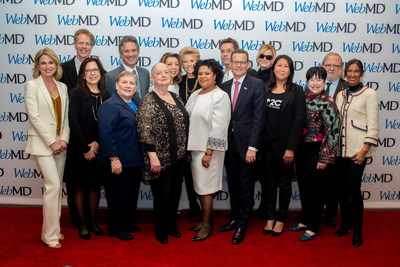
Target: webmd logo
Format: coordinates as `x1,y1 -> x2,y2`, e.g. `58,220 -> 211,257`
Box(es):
191,0 -> 231,10
0,34 -> 24,44
139,0 -> 179,8
33,0 -> 75,5
214,20 -> 255,31
242,0 -> 283,11
241,40 -> 282,51
86,0 -> 127,6
35,34 -> 74,46
345,3 -> 385,14
292,42 -> 332,52
294,2 -> 335,13
161,18 -> 203,29
5,14 -> 47,25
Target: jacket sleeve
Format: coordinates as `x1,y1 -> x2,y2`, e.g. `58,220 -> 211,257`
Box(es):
248,79 -> 266,149
206,92 -> 231,151
68,90 -> 90,153
318,98 -> 340,164
59,82 -> 70,143
98,101 -> 119,158
287,85 -> 306,151
25,80 -> 57,146
364,89 -> 379,146
136,95 -> 156,152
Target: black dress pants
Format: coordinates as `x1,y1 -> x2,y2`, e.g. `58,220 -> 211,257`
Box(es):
224,140 -> 256,229
336,157 -> 366,231
263,143 -> 292,223
183,162 -> 199,210
296,142 -> 326,233
104,165 -> 142,235
150,161 -> 184,235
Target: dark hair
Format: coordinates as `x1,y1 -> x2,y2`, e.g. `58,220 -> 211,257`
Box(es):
268,55 -> 295,91
344,58 -> 364,76
219,38 -> 239,50
230,49 -> 249,62
306,66 -> 327,81
194,59 -> 224,87
76,57 -> 107,99
160,52 -> 182,84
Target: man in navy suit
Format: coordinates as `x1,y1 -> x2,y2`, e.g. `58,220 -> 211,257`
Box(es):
219,49 -> 266,244
105,36 -> 150,101
60,29 -> 95,96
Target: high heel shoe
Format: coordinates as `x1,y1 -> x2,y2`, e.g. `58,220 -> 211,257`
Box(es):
42,241 -> 61,249
334,225 -> 351,237
262,229 -> 272,235
192,226 -> 213,241
58,234 -> 64,240
289,224 -> 307,231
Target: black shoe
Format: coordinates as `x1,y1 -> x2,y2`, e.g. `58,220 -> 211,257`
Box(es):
186,205 -> 200,219
231,228 -> 246,245
334,225 -> 351,237
270,230 -> 282,237
192,226 -> 213,241
168,229 -> 181,238
189,225 -> 201,231
326,217 -> 337,228
262,229 -> 272,235
109,231 -> 134,241
89,225 -> 105,236
126,225 -> 142,233
219,220 -> 237,232
79,230 -> 91,240
155,233 -> 168,244
352,231 -> 363,247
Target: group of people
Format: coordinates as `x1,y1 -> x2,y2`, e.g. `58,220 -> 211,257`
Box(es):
24,29 -> 379,249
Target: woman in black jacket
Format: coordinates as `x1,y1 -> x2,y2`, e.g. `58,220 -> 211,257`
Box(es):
262,55 -> 306,236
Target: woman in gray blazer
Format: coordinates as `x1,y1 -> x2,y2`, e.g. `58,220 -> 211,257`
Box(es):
25,48 -> 70,248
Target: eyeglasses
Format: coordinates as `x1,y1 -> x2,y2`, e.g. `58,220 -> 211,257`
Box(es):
323,64 -> 341,69
259,54 -> 273,60
231,61 -> 248,65
85,68 -> 100,73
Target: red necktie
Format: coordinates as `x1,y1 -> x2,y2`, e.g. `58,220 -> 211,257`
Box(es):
232,81 -> 240,110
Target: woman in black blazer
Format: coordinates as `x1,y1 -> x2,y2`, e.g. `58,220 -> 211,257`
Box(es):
262,55 -> 306,236
65,58 -> 109,240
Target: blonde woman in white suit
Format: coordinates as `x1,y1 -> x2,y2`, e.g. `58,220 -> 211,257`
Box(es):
25,47 -> 70,249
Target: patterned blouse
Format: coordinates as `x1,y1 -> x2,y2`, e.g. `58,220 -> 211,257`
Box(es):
303,91 -> 340,164
136,91 -> 189,182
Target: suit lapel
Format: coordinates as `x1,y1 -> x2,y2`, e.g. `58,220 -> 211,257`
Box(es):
37,76 -> 56,119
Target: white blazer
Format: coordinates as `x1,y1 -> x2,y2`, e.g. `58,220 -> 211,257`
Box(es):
25,75 -> 70,156
186,87 -> 231,152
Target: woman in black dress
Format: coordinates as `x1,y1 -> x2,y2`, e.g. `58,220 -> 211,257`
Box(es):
65,57 -> 109,240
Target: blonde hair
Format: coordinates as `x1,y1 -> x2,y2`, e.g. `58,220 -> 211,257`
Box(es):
32,47 -> 62,80
178,46 -> 200,61
256,44 -> 276,65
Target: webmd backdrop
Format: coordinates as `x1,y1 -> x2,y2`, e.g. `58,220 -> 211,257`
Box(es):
0,0 -> 399,210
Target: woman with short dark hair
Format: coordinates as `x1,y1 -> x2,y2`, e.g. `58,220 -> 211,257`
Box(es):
289,66 -> 340,241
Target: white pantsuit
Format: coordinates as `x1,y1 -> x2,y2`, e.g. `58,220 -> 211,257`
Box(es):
186,87 -> 231,195
25,75 -> 69,245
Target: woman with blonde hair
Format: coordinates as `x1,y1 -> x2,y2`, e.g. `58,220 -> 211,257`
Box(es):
25,47 -> 70,248
256,44 -> 276,84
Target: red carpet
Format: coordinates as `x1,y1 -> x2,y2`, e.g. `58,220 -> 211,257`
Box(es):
1,207 -> 399,266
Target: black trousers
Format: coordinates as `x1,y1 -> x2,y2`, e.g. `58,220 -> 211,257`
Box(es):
296,142 -> 326,233
150,161 -> 184,235
263,143 -> 292,223
323,163 -> 339,221
225,141 -> 256,229
104,165 -> 142,235
336,157 -> 366,231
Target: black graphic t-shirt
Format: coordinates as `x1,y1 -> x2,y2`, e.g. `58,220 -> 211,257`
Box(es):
265,92 -> 285,143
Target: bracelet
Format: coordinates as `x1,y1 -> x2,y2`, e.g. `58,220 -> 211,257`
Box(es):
204,152 -> 212,156
362,148 -> 368,152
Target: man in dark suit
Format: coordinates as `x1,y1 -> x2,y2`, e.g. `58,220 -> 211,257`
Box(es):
60,29 -> 95,228
219,38 -> 258,83
105,36 -> 150,101
219,49 -> 266,244
322,52 -> 349,227
60,29 -> 94,96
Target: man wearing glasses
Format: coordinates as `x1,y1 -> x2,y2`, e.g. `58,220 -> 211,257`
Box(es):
322,52 -> 349,100
219,49 -> 266,244
60,29 -> 95,96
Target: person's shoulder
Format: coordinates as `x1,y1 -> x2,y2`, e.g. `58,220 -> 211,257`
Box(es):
137,66 -> 149,74
106,65 -> 123,78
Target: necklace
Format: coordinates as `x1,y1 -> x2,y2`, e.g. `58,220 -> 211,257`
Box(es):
185,76 -> 198,101
91,93 -> 102,121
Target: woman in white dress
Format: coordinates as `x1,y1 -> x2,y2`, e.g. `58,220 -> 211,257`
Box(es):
186,59 -> 231,241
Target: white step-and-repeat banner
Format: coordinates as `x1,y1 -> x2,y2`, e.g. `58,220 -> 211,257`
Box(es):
0,0 -> 399,210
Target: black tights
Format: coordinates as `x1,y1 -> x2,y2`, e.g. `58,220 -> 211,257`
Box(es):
75,187 -> 100,234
